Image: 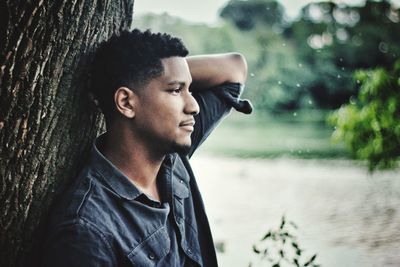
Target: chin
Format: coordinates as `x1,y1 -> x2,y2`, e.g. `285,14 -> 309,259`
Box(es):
171,141 -> 192,155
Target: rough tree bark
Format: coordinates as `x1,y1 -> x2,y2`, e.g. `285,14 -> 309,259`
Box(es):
0,1 -> 134,266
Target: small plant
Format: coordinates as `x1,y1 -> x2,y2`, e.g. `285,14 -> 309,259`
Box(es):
249,216 -> 320,267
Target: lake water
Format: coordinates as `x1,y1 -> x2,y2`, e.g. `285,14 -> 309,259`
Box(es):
191,155 -> 400,267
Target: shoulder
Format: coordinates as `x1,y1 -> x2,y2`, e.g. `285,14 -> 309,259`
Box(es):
41,217 -> 118,267
46,168 -> 115,235
42,171 -> 120,265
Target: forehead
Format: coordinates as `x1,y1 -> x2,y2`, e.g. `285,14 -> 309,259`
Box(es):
156,57 -> 192,84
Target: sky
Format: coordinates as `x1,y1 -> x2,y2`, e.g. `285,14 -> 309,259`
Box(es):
134,0 -> 400,24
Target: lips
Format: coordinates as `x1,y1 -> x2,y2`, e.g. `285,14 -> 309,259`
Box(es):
179,119 -> 195,131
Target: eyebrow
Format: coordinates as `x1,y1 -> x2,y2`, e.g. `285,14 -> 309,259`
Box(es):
167,81 -> 184,85
167,80 -> 191,86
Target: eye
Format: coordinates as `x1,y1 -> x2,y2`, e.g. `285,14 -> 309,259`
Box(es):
168,88 -> 182,95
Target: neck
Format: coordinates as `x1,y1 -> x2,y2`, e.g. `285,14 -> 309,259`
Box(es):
100,126 -> 166,201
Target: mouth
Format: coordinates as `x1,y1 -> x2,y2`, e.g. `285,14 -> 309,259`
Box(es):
179,119 -> 195,132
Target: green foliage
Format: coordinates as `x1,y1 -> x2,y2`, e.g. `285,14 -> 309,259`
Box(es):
286,0 -> 400,108
132,13 -> 237,54
220,0 -> 286,31
249,216 -> 320,267
329,60 -> 400,170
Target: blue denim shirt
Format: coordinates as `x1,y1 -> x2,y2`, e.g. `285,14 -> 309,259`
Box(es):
40,83 -> 251,267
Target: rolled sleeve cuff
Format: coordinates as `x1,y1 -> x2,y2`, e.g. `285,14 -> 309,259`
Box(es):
211,83 -> 253,114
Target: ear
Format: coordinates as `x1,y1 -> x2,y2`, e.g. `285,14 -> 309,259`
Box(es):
114,87 -> 137,118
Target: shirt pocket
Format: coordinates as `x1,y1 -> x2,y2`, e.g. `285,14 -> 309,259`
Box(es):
126,227 -> 171,267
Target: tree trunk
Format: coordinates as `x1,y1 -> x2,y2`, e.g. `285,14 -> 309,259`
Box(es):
0,1 -> 134,266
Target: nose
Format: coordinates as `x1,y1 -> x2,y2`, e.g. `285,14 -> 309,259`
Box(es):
184,92 -> 200,116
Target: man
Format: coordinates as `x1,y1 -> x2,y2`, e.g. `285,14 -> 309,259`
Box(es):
41,29 -> 251,266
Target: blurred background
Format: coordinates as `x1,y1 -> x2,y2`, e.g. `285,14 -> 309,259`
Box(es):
133,1 -> 400,266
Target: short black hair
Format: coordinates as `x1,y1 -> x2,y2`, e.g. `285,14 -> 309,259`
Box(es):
90,29 -> 189,120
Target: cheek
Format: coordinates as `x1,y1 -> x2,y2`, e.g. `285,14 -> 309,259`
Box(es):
155,99 -> 183,118
138,96 -> 184,127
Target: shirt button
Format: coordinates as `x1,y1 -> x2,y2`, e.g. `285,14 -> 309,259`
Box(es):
148,253 -> 155,260
179,179 -> 184,183
187,248 -> 192,254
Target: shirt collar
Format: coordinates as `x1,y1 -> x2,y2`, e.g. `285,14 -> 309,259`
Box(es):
158,153 -> 190,200
88,133 -> 185,201
88,134 -> 142,200
170,155 -> 190,199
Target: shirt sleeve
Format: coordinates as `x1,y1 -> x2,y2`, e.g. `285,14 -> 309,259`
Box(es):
41,221 -> 117,267
188,82 -> 252,157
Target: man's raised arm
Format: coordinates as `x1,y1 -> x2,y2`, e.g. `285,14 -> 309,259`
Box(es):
187,53 -> 248,90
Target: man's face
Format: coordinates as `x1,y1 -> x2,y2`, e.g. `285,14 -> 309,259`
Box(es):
133,57 -> 200,154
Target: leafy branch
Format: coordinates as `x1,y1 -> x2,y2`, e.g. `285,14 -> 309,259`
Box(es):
329,60 -> 400,171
